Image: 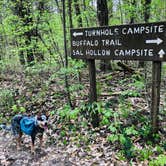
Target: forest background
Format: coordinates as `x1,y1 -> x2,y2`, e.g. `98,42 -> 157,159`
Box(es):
0,0 -> 166,165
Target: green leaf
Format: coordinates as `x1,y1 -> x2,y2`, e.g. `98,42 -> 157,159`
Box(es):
108,125 -> 117,133
107,134 -> 119,143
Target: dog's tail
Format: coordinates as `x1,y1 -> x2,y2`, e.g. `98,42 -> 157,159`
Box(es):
0,124 -> 12,132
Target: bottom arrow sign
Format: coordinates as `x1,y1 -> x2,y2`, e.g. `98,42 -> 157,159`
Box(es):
158,49 -> 165,58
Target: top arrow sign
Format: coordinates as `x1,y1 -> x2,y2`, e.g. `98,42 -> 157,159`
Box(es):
146,38 -> 163,45
73,32 -> 83,37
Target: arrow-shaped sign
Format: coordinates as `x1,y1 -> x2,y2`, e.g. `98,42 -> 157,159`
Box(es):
146,38 -> 163,45
158,49 -> 165,58
73,32 -> 83,37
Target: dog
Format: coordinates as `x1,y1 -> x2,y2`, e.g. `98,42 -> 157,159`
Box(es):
11,113 -> 48,153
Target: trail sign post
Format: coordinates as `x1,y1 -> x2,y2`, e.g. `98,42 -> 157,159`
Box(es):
70,21 -> 166,133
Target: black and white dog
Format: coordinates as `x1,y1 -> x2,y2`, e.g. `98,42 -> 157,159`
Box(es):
1,113 -> 48,153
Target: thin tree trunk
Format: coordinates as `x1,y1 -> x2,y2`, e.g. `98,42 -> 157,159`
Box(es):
55,0 -> 63,22
45,20 -> 64,66
62,0 -> 73,108
11,0 -> 35,65
73,0 -> 83,82
139,0 -> 151,68
119,0 -> 124,24
0,16 -> 8,59
0,37 -> 3,60
74,0 -> 83,27
82,0 -> 89,27
34,0 -> 45,62
130,0 -> 136,24
68,0 -> 73,28
144,0 -> 151,22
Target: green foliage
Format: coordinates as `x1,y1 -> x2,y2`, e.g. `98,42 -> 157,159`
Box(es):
163,142 -> 166,151
121,90 -> 141,97
58,105 -> 80,121
12,105 -> 26,114
101,111 -> 112,125
0,0 -> 165,164
162,63 -> 166,78
138,148 -> 153,161
124,126 -> 138,136
0,89 -> 14,110
0,59 -> 21,73
107,134 -> 119,143
138,123 -> 152,139
121,136 -> 135,159
149,154 -> 166,166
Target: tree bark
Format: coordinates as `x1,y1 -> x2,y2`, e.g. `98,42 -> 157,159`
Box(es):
144,0 -> 151,22
130,0 -> 136,24
139,0 -> 151,68
82,0 -> 89,27
74,0 -> 83,27
68,0 -> 73,28
97,0 -> 108,26
97,0 -> 111,72
34,0 -> 45,62
11,0 -> 35,65
62,0 -> 73,108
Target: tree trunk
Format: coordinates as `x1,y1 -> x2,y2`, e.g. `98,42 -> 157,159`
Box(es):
55,0 -> 63,22
24,4 -> 35,65
25,32 -> 35,65
68,0 -> 73,28
34,0 -> 45,62
82,0 -> 89,27
97,0 -> 111,72
130,0 -> 136,24
62,0 -> 73,108
18,50 -> 26,65
144,0 -> 151,22
74,0 -> 83,27
139,0 -> 151,68
0,16 -> 8,60
97,0 -> 108,26
11,0 -> 35,65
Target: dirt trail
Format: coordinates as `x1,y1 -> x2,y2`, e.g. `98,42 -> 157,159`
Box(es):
0,132 -> 71,166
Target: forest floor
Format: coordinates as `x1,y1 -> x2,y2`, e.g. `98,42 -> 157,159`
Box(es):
0,63 -> 166,165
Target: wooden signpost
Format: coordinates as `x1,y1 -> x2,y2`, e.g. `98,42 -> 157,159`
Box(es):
70,21 -> 166,133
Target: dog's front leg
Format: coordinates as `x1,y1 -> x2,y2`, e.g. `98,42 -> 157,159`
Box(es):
17,132 -> 22,150
31,135 -> 35,154
39,134 -> 44,147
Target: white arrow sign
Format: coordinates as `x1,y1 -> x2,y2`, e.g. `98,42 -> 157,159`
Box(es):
73,32 -> 83,37
158,49 -> 165,58
146,38 -> 163,45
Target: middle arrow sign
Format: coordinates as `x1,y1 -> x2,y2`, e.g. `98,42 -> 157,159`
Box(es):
146,38 -> 163,45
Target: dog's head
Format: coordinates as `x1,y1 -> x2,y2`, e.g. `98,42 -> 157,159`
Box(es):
36,114 -> 48,129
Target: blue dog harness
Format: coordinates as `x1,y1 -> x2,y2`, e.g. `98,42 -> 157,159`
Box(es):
20,116 -> 37,135
11,115 -> 37,136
